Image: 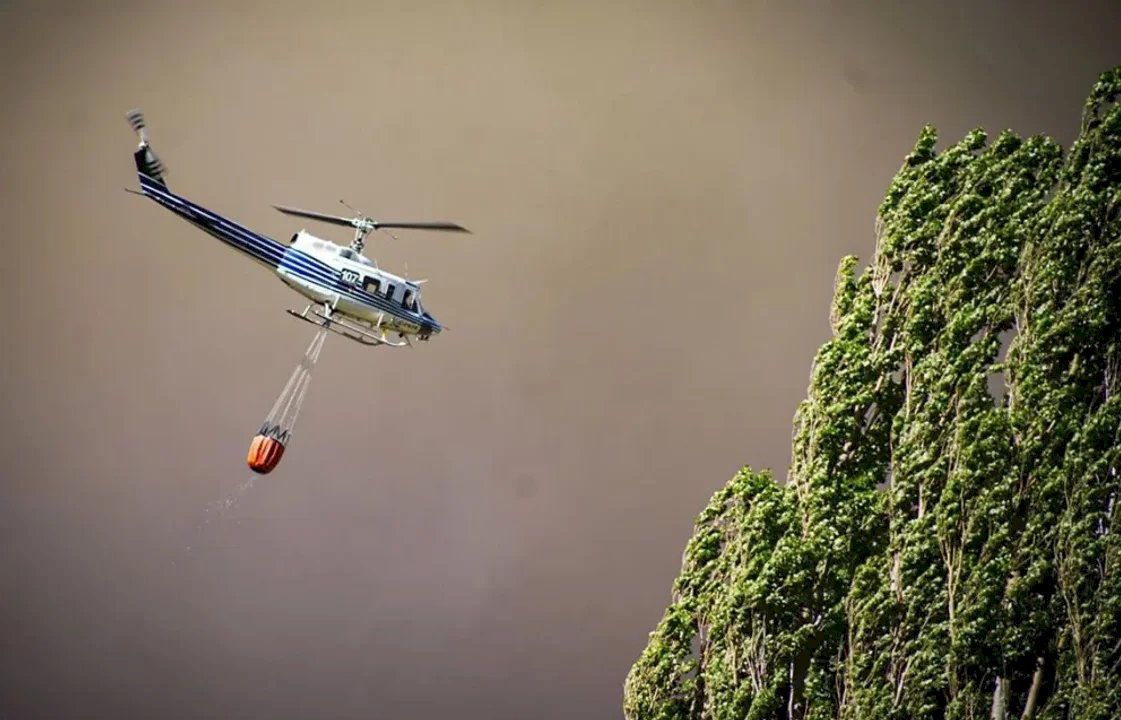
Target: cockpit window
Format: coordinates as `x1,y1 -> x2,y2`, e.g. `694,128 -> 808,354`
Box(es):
403,290 -> 416,310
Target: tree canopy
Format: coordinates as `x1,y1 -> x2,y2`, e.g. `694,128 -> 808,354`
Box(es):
623,66 -> 1121,720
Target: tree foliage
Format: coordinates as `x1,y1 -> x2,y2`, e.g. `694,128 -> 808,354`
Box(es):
624,66 -> 1121,720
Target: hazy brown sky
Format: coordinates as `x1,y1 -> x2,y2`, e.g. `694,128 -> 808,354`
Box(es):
2,1 -> 1118,718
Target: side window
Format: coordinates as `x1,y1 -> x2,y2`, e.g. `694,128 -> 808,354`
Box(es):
362,276 -> 381,294
386,283 -> 397,301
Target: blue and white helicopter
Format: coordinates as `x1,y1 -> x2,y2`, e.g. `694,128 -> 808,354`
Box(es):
125,109 -> 470,348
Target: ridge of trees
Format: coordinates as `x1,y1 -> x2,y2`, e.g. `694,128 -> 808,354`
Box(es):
623,66 -> 1121,720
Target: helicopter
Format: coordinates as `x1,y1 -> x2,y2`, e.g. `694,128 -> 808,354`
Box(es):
124,109 -> 470,348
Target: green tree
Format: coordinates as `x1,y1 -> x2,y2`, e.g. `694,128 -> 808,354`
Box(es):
624,66 -> 1121,720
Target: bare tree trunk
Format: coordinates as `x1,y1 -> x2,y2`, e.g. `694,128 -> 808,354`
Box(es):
788,650 -> 812,720
788,660 -> 801,720
990,676 -> 1008,720
1021,658 -> 1045,720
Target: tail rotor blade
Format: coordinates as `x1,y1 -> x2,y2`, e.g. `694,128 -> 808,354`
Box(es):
126,107 -> 169,181
147,150 -> 166,178
126,108 -> 148,144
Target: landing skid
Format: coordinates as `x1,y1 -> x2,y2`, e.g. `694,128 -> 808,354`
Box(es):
286,304 -> 411,348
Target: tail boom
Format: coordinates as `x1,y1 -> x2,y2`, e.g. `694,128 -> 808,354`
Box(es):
136,174 -> 287,270
126,108 -> 285,269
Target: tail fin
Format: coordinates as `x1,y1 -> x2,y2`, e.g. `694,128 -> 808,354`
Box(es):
126,109 -> 169,189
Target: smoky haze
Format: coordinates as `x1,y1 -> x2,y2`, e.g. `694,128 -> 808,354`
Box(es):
1,1 -> 1118,718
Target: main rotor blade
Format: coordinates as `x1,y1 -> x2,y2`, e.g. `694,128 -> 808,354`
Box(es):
273,205 -> 359,228
371,221 -> 471,233
275,205 -> 471,234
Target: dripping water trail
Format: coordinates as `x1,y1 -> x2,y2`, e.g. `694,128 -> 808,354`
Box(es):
179,326 -> 329,556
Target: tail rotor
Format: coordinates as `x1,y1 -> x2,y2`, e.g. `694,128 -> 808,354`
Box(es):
126,109 -> 149,144
126,108 -> 169,185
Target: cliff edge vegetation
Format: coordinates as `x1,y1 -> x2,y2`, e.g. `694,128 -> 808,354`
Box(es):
624,66 -> 1121,720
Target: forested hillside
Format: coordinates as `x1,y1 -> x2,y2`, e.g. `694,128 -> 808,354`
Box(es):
623,66 -> 1121,720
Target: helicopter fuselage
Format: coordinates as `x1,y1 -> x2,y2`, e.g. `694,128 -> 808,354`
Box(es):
134,170 -> 442,343
276,230 -> 432,337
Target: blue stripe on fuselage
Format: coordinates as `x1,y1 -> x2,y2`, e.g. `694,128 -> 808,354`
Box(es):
139,175 -> 285,267
136,175 -> 442,333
